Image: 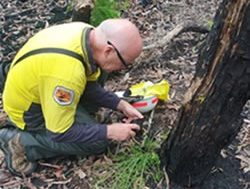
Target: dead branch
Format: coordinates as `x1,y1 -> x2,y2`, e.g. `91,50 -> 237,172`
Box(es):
143,22 -> 209,50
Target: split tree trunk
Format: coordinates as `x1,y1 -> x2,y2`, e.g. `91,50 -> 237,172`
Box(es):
161,0 -> 250,187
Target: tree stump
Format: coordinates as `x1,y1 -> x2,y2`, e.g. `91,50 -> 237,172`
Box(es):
71,0 -> 94,23
160,0 -> 250,187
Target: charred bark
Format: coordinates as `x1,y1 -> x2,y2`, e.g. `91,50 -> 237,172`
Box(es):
161,0 -> 250,187
71,0 -> 94,23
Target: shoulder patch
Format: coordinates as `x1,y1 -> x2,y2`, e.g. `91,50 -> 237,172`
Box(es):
53,86 -> 74,106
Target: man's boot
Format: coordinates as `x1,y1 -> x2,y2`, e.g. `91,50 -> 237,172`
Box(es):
0,128 -> 37,176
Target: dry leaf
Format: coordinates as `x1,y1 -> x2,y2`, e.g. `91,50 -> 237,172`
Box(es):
75,169 -> 86,179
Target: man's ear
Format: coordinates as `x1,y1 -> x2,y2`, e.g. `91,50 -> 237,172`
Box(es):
104,44 -> 113,58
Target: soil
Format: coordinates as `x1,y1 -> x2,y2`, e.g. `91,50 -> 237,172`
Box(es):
0,0 -> 249,188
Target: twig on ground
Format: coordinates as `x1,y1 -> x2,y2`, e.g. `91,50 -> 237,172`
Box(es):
38,162 -> 62,169
141,109 -> 155,147
45,178 -> 72,188
163,167 -> 170,189
143,22 -> 209,50
0,179 -> 22,188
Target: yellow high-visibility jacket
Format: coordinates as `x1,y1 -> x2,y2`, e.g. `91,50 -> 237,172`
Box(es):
3,22 -> 101,133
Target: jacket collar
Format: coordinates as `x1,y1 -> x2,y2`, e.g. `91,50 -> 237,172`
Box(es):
82,27 -> 98,75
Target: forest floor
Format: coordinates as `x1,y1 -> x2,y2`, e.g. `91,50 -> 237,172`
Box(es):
0,0 -> 249,189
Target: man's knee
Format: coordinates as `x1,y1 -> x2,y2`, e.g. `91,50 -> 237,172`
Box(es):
82,140 -> 109,155
62,140 -> 109,157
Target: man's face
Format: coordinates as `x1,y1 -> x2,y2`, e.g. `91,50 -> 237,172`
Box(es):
101,41 -> 132,73
101,55 -> 128,73
107,41 -> 129,68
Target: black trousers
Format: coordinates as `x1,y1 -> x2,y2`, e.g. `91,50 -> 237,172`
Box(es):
20,104 -> 108,161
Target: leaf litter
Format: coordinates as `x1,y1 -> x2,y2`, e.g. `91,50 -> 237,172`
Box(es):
0,0 -> 249,188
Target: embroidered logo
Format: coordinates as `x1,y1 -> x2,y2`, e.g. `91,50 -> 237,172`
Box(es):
53,86 -> 74,106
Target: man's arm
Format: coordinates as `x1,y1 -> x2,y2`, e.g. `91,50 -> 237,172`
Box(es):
48,122 -> 107,143
83,81 -> 143,121
82,81 -> 120,110
48,122 -> 140,143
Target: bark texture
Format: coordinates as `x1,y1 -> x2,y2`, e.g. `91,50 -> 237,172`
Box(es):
160,0 -> 250,187
71,0 -> 94,23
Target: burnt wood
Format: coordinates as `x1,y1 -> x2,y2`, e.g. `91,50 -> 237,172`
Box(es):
160,0 -> 250,187
71,0 -> 94,23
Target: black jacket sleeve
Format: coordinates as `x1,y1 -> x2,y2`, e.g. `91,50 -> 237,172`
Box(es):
48,122 -> 107,143
82,81 -> 121,110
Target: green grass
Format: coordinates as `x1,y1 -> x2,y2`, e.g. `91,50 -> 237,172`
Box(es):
94,139 -> 163,189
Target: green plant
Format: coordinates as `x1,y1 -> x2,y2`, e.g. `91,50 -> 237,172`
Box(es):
66,0 -> 74,14
91,0 -> 121,26
94,139 -> 163,189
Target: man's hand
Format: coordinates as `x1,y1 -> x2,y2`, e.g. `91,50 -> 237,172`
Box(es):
107,123 -> 140,141
117,99 -> 144,123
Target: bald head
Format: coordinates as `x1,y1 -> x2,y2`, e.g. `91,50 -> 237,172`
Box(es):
96,19 -> 143,64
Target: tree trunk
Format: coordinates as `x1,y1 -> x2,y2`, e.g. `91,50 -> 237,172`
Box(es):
160,0 -> 250,187
71,0 -> 94,23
